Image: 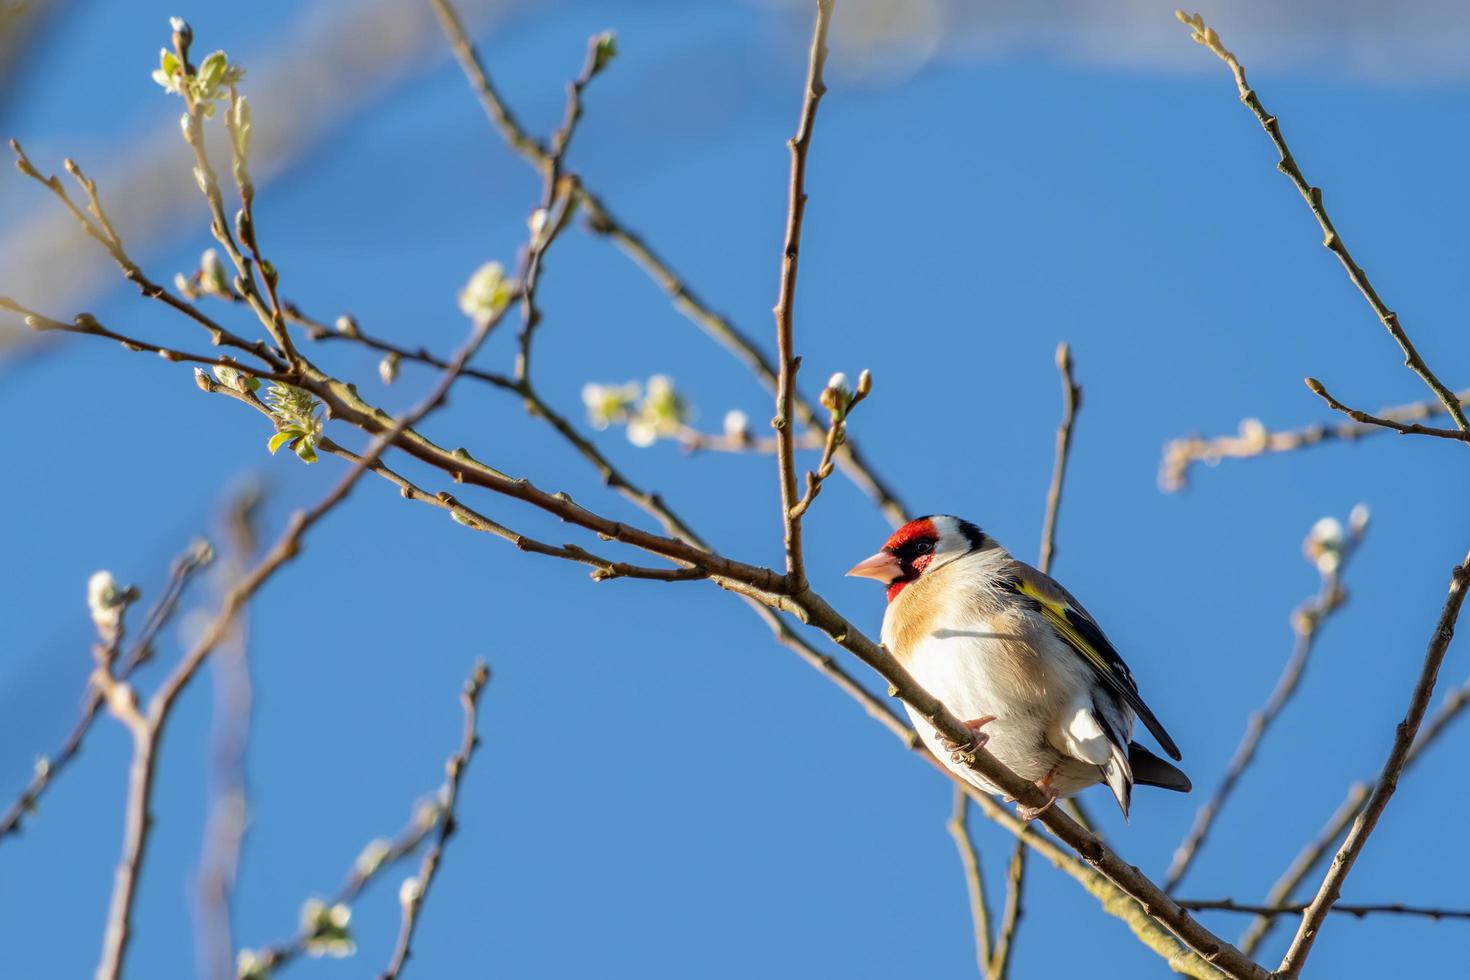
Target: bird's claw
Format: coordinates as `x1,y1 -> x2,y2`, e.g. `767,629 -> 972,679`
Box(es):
935,715 -> 996,763
1015,779 -> 1058,822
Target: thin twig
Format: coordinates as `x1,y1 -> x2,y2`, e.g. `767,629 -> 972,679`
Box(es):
7,140 -> 285,371
1038,342 -> 1081,576
929,757 -> 1230,980
314,437 -> 703,583
1305,377 -> 1467,441
1276,553 -> 1470,976
789,372 -> 871,521
194,487 -> 263,980
252,728 -> 479,971
1176,11 -> 1468,434
772,0 -> 833,591
92,192 -> 526,978
1160,388 -> 1470,491
1240,674 -> 1470,955
1165,513 -> 1367,892
989,839 -> 1027,980
425,7 -> 1263,967
959,342 -> 1080,977
947,792 -> 992,972
379,661 -> 491,979
427,0 -> 910,528
1181,898 -> 1470,922
0,300 -> 290,382
0,540 -> 211,843
29,12 -> 1279,975
170,28 -> 302,369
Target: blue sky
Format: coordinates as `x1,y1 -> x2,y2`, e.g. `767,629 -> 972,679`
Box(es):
3,1 -> 1470,977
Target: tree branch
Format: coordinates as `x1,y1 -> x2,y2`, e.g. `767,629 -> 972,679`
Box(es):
379,660 -> 490,979
1038,341 -> 1081,576
1182,898 -> 1470,922
427,0 -> 910,528
1165,510 -> 1367,892
0,539 -> 211,844
1240,672 -> 1470,955
1176,11 -> 1467,434
194,487 -> 263,980
989,837 -> 1027,980
947,790 -> 993,972
1276,553 -> 1470,975
951,340 -> 1080,977
1305,377 -> 1467,441
1160,387 -> 1470,492
772,0 -> 833,591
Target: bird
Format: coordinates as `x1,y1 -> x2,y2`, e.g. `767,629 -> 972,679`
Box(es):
847,515 -> 1189,820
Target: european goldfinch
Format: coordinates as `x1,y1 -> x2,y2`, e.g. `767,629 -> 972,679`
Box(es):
848,515 -> 1189,819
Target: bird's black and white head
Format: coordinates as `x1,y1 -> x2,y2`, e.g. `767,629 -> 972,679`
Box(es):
846,515 -> 990,602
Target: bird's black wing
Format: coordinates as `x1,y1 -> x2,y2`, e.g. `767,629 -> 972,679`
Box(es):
1004,565 -> 1182,761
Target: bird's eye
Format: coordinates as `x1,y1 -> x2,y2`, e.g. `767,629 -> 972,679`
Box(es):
915,541 -> 933,555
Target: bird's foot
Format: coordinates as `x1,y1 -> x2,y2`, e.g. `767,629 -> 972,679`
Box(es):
1015,774 -> 1059,822
935,715 -> 997,764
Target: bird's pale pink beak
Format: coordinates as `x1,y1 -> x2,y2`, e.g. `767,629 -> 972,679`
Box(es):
846,550 -> 902,583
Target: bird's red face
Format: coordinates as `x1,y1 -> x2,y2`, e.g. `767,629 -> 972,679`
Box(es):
846,517 -> 942,602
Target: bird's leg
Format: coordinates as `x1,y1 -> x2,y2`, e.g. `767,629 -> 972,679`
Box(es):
935,715 -> 997,764
1015,766 -> 1060,822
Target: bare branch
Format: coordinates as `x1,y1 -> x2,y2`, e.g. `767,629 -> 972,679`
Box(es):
0,299 -> 290,381
1240,673 -> 1470,955
427,0 -> 910,528
932,757 -> 1230,980
1160,387 -> 1470,491
378,661 -> 491,979
1176,11 -> 1467,434
0,540 -> 211,844
1038,342 -> 1081,576
194,487 -> 263,980
248,663 -> 490,975
1305,377 -> 1467,441
90,179 -> 531,975
6,141 -> 286,371
168,30 -> 302,369
989,838 -> 1027,980
790,371 -> 871,521
1165,511 -> 1367,891
953,341 -> 1079,976
1276,553 -> 1470,975
772,0 -> 834,591
947,792 -> 993,972
1182,898 -> 1470,922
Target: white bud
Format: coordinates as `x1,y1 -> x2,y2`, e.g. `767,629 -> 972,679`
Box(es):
1308,517 -> 1344,551
398,876 -> 422,908
723,410 -> 749,439
87,571 -> 120,632
1349,503 -> 1371,534
378,352 -> 400,386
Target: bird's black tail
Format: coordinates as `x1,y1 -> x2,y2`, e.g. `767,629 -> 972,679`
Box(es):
1128,742 -> 1191,793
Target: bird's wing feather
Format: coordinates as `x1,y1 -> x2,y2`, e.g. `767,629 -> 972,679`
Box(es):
1004,562 -> 1182,761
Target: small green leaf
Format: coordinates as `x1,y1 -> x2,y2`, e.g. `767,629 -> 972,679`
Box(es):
198,52 -> 227,93
294,441 -> 317,464
267,430 -> 294,455
592,31 -> 618,74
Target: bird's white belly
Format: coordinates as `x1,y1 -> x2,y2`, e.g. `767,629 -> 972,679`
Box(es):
897,620 -> 1106,798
